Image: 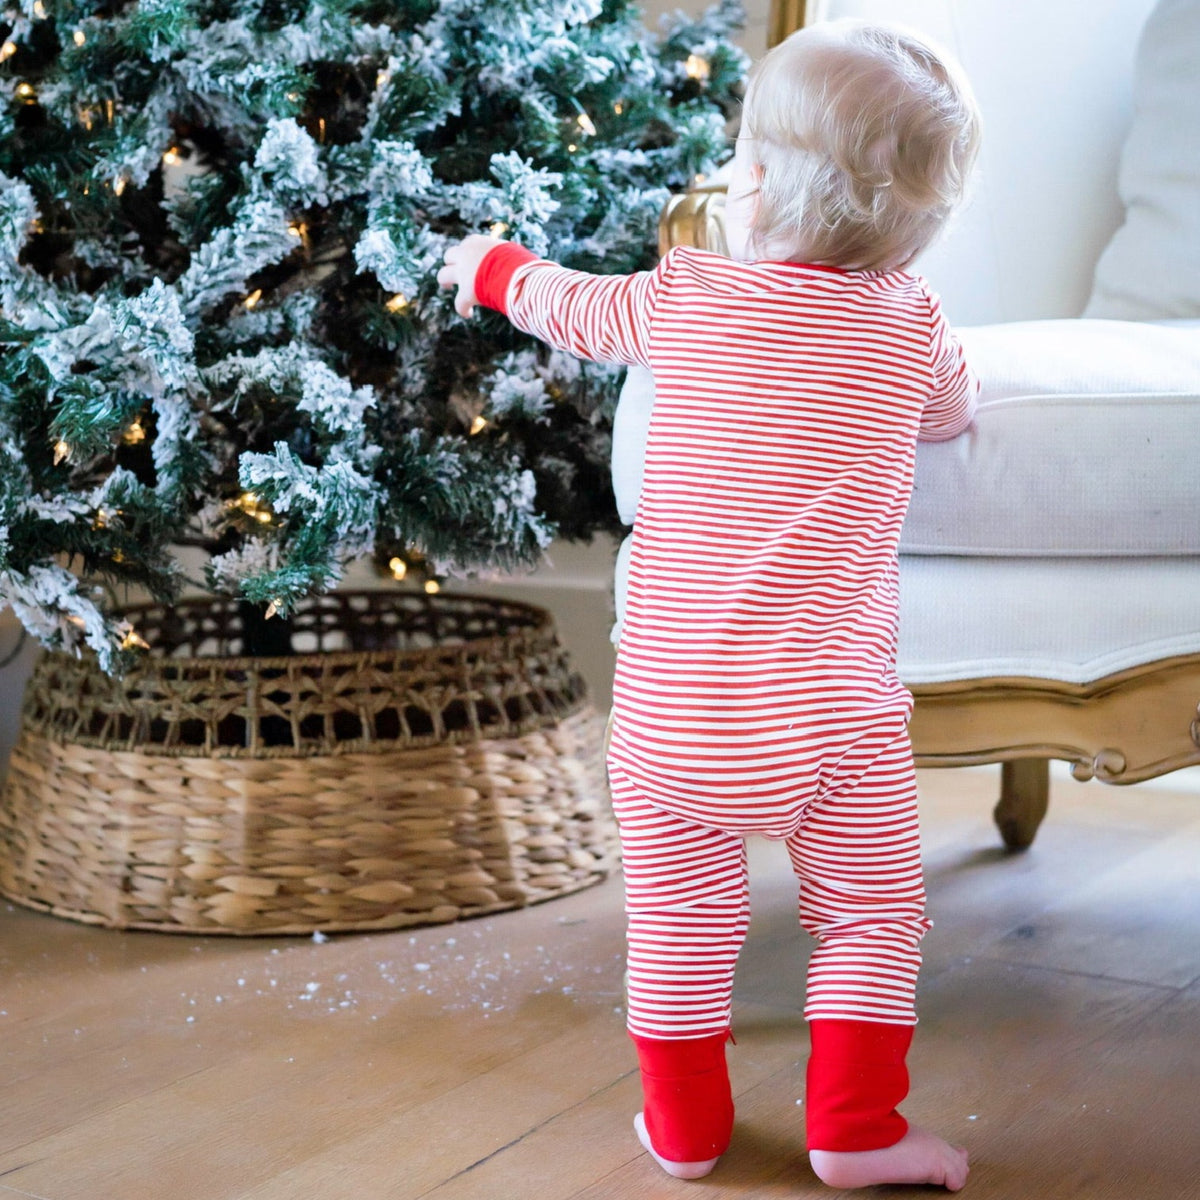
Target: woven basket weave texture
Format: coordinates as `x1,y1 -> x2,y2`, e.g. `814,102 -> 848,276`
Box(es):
0,591 -> 616,934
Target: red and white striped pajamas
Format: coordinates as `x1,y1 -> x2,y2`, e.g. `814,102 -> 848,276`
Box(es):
476,241 -> 976,1155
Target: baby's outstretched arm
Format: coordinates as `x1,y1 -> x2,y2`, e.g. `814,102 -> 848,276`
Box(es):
440,236 -> 667,369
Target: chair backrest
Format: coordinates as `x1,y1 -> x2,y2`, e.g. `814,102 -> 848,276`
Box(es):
804,0 -> 1159,324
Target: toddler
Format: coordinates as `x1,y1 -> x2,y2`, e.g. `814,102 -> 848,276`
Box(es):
440,18 -> 980,1191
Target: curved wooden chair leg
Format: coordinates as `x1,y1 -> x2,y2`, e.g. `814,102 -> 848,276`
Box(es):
994,759 -> 1050,850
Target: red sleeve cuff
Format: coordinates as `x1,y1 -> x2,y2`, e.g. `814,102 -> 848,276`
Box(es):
475,242 -> 539,314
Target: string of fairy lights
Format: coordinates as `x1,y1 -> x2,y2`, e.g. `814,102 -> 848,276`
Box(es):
4,6 -> 716,640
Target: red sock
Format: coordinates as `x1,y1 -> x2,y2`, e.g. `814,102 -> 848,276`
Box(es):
630,1032 -> 734,1162
805,1019 -> 913,1152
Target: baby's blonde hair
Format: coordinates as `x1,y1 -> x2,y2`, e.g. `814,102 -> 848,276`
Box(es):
741,19 -> 981,271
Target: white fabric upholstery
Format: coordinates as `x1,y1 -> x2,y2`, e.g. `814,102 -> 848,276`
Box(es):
957,318 -> 1200,400
612,364 -> 655,526
1085,0 -> 1200,319
898,557 -> 1200,684
810,0 -> 1159,324
902,320 -> 1200,555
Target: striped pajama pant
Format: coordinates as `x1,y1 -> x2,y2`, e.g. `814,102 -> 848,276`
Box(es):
608,717 -> 929,1040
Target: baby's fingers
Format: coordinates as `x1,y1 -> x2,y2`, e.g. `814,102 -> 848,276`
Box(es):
435,265 -> 475,317
439,238 -> 490,318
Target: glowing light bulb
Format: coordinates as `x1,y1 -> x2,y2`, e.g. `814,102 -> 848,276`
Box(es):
567,143 -> 578,153
121,629 -> 151,651
73,29 -> 86,47
123,419 -> 146,445
234,491 -> 274,524
15,82 -> 37,102
685,54 -> 711,81
1,41 -> 18,61
53,440 -> 71,465
388,557 -> 408,581
32,1 -> 47,17
424,580 -> 441,595
162,146 -> 183,166
613,100 -> 624,115
469,415 -> 488,436
264,599 -> 283,620
385,293 -> 409,313
244,289 -> 263,309
489,221 -> 509,238
576,111 -> 597,137
112,175 -> 127,196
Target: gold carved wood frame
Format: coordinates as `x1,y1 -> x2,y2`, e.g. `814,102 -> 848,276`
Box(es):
656,0 -> 1200,847
768,0 -> 809,47
909,659 -> 1200,848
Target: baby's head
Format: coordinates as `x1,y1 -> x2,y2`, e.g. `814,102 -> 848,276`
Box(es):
727,19 -> 980,271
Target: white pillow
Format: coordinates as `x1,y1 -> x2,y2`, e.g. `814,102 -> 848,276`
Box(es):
1084,0 -> 1200,319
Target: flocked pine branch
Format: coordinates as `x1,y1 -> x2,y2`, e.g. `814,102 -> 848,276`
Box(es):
0,0 -> 747,671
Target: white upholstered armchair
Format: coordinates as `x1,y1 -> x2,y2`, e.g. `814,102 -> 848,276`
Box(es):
624,0 -> 1200,848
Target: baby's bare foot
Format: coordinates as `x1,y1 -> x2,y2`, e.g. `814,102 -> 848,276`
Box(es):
634,1112 -> 720,1180
809,1125 -> 969,1191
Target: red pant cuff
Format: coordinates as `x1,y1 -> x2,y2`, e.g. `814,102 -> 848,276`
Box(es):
630,1032 -> 734,1161
805,1019 -> 913,1152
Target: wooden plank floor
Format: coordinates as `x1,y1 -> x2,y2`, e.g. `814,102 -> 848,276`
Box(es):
2,766 -> 1199,1199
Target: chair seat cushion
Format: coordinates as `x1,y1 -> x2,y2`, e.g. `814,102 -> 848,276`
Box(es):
901,318 -> 1200,556
898,555 -> 1200,684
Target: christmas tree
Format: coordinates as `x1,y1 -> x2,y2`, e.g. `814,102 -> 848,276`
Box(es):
0,0 -> 745,671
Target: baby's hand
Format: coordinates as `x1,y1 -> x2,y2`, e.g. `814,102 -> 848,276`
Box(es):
438,234 -> 503,318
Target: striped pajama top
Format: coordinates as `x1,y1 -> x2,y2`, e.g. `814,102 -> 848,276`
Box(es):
479,243 -> 976,816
